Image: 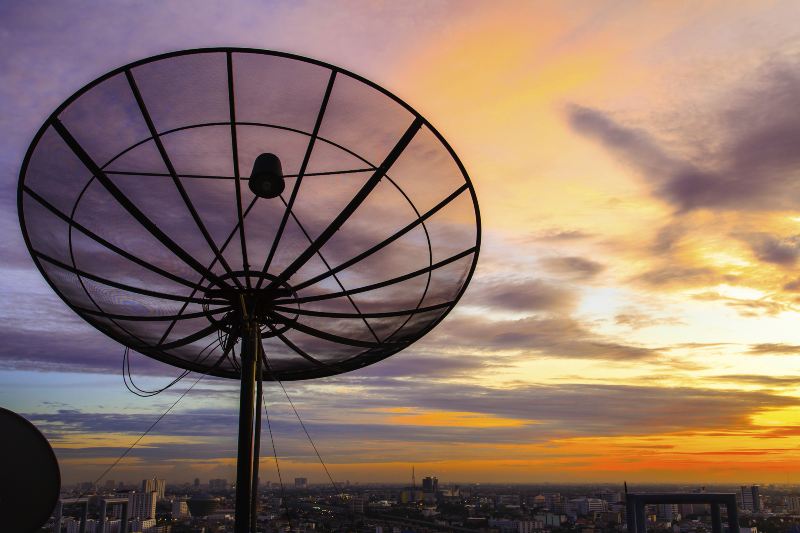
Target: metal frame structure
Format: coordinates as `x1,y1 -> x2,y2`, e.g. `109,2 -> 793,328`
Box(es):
98,498 -> 131,533
18,48 -> 481,533
626,493 -> 740,533
18,48 -> 481,381
53,498 -> 89,533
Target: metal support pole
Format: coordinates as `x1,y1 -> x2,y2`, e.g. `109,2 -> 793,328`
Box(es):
635,501 -> 646,533
120,501 -> 129,533
235,321 -> 260,533
251,343 -> 263,532
711,503 -> 722,533
726,498 -> 740,533
626,498 -> 636,532
79,500 -> 88,533
99,500 -> 108,533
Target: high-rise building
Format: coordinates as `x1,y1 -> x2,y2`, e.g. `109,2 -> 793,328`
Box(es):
129,490 -> 158,519
422,477 -> 438,507
497,494 -> 521,506
130,518 -> 157,532
209,478 -> 228,491
752,485 -> 761,512
142,477 -> 166,500
400,488 -> 423,503
657,503 -> 679,521
787,496 -> 800,513
422,476 -> 438,494
172,498 -> 190,518
295,477 -> 308,489
64,517 -> 81,533
350,495 -> 365,514
600,492 -> 622,504
740,485 -> 761,512
528,494 -> 546,508
193,477 -> 201,489
531,493 -> 565,513
569,498 -> 607,516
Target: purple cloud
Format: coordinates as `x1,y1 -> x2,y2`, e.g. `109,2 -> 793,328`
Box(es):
566,58 -> 800,214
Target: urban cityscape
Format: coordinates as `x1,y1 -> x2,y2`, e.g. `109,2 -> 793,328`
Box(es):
5,2 -> 800,533
49,476 -> 800,533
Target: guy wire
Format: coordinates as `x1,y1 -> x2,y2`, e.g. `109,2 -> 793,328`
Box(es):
83,350 -> 228,500
261,346 -> 340,494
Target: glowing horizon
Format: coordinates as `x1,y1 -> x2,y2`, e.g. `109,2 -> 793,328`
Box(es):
2,0 -> 800,486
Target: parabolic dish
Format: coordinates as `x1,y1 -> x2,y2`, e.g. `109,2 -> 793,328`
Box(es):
18,48 -> 480,380
0,408 -> 61,532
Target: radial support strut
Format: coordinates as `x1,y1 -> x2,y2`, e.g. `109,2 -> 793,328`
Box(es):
235,321 -> 261,532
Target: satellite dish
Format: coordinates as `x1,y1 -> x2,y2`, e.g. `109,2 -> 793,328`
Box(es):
0,408 -> 61,532
18,48 -> 480,530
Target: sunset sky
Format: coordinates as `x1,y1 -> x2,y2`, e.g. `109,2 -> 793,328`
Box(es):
3,0 -> 800,486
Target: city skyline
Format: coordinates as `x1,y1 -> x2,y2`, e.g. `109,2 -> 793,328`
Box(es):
50,478 -> 790,533
3,1 -> 800,486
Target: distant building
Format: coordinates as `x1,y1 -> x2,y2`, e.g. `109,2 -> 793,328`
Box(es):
441,486 -> 461,502
172,498 -> 190,518
534,512 -> 566,527
422,476 -> 439,494
193,477 -> 201,489
679,503 -> 700,516
400,488 -> 424,503
529,494 -> 547,508
63,517 -> 82,533
569,498 -> 607,516
295,477 -> 308,489
489,518 -> 519,533
209,478 -> 228,491
657,503 -> 679,521
539,493 -> 565,513
141,477 -> 165,500
497,494 -> 521,506
130,518 -> 157,532
787,496 -> 800,513
600,492 -> 622,504
187,494 -> 220,517
740,485 -> 761,512
594,511 -> 622,526
422,476 -> 439,506
350,495 -> 365,514
129,490 -> 158,519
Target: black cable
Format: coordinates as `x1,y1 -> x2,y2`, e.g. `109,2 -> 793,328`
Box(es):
78,352 -> 228,501
261,345 -> 340,493
123,337 -> 221,397
262,383 -> 289,522
229,336 -> 242,372
123,345 -> 193,397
